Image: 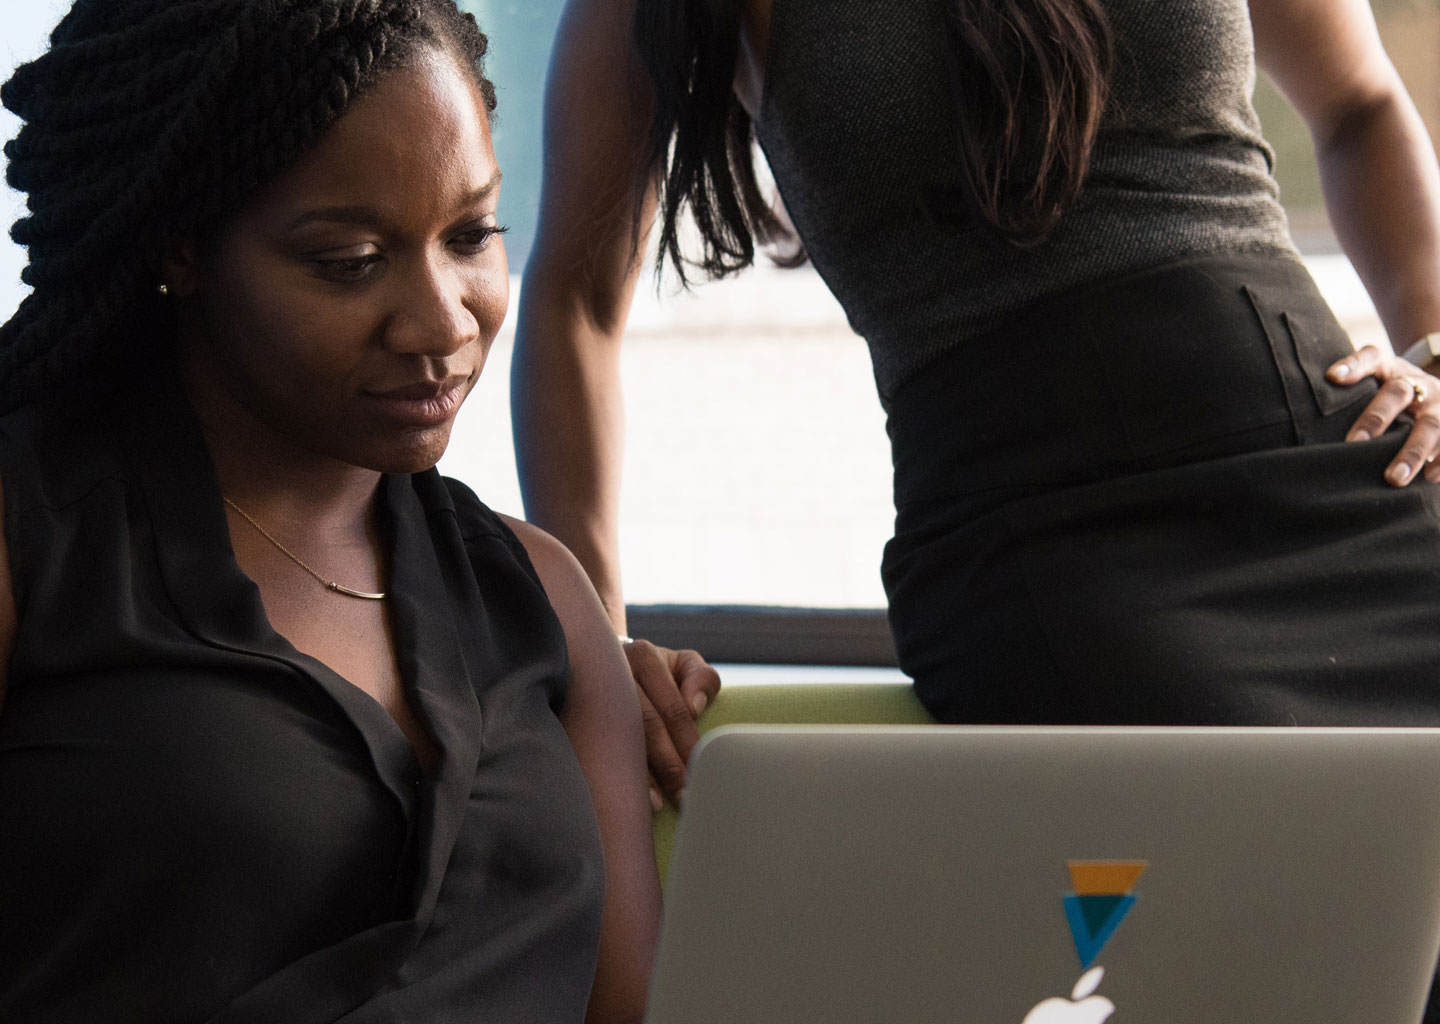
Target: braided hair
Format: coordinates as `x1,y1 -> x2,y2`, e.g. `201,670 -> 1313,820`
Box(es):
0,0 -> 497,412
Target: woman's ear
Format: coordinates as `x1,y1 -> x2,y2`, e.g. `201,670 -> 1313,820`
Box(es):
158,234 -> 201,298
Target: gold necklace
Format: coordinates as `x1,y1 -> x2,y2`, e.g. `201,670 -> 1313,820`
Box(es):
223,497 -> 387,601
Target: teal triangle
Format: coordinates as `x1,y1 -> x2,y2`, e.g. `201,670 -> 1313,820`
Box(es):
1078,894 -> 1126,934
1063,894 -> 1137,968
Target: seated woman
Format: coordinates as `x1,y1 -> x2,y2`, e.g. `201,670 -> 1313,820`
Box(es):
0,1 -> 658,1020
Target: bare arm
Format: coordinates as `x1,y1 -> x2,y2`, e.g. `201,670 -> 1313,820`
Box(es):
511,0 -> 656,636
1252,0 -> 1440,354
505,514 -> 660,1024
512,0 -> 722,806
1254,0 -> 1440,485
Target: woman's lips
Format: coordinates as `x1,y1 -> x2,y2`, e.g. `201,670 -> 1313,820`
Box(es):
366,377 -> 469,428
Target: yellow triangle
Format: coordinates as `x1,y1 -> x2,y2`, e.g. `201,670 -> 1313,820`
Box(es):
1068,860 -> 1148,895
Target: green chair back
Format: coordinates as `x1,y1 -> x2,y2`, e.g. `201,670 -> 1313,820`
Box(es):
652,682 -> 935,884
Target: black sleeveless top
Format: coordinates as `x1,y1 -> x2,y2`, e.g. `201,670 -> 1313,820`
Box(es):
0,386 -> 605,1022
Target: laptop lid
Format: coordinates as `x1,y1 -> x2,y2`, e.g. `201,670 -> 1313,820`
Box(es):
645,725 -> 1440,1024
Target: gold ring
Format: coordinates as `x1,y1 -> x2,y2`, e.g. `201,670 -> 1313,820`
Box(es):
1400,377 -> 1428,404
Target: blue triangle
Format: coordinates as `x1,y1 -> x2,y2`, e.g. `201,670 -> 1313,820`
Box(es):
1063,894 -> 1137,968
1076,894 -> 1126,935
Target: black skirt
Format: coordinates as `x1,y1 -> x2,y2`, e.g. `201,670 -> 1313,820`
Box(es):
881,253 -> 1440,727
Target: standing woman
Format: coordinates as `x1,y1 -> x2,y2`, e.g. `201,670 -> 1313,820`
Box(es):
515,0 -> 1440,730
0,1 -> 658,1020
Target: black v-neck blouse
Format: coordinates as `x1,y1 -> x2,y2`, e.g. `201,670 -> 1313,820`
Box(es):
0,387 -> 605,1022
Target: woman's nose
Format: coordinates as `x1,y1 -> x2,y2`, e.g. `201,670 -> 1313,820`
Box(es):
384,261 -> 485,357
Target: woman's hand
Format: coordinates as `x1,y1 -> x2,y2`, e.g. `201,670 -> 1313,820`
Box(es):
1327,345 -> 1440,484
623,638 -> 722,810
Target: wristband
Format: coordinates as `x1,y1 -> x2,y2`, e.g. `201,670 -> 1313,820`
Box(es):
1400,332 -> 1440,367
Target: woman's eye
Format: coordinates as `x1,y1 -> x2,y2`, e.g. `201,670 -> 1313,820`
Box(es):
309,251 -> 382,283
451,224 -> 509,254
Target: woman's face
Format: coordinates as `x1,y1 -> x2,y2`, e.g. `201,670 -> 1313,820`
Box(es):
171,45 -> 507,475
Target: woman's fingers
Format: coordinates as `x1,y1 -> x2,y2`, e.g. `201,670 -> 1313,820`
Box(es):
625,639 -> 701,807
1346,375 -> 1423,443
633,680 -> 685,810
1386,380 -> 1440,485
621,640 -> 722,807
671,648 -> 722,718
1327,346 -> 1440,484
1331,345 -> 1409,442
1327,344 -> 1387,385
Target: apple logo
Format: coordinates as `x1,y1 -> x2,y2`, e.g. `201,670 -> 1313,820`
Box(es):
1019,966 -> 1115,1024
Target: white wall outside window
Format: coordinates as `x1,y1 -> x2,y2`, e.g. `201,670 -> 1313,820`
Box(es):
1,1 -> 71,323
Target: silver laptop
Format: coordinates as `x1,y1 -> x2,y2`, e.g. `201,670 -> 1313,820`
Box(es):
646,725 -> 1440,1024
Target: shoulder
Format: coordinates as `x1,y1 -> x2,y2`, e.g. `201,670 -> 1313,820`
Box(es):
498,514 -> 622,681
0,392 -> 130,516
0,402 -> 50,709
422,473 -> 607,646
0,395 -> 132,622
500,514 -> 594,611
428,474 -> 550,587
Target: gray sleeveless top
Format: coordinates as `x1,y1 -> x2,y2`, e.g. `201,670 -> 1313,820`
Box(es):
753,0 -> 1301,401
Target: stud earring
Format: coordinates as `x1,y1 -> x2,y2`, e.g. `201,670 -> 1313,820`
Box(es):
157,283 -> 170,297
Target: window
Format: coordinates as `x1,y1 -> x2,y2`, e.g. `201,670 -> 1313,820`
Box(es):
3,1 -> 1436,647
447,0 -> 1426,618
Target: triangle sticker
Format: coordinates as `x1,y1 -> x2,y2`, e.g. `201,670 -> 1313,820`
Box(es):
1077,894 -> 1126,935
1067,860 -> 1147,895
1063,893 -> 1137,968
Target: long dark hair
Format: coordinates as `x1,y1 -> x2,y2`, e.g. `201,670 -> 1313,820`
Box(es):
0,0 -> 497,412
634,0 -> 1113,282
